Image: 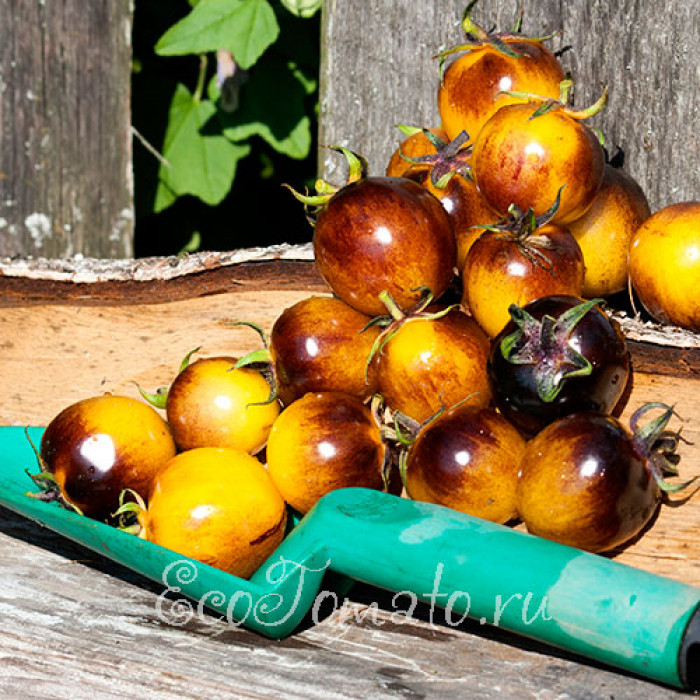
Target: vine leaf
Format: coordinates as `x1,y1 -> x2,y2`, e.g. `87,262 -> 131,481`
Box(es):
155,83 -> 251,212
216,55 -> 313,159
155,0 -> 280,70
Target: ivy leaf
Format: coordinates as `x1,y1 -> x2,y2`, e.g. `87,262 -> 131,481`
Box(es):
155,83 -> 250,212
155,0 -> 279,69
216,56 -> 312,159
280,0 -> 322,18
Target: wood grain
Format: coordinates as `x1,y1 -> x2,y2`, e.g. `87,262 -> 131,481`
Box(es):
319,0 -> 700,212
0,0 -> 133,258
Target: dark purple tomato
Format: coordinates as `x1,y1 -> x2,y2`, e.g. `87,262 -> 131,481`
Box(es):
313,177 -> 456,317
488,295 -> 630,435
517,410 -> 661,553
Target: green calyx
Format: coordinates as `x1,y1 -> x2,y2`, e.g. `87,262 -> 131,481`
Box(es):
396,128 -> 474,187
136,345 -> 201,410
284,145 -> 368,220
231,321 -> 279,407
629,403 -> 700,497
436,0 -> 561,81
500,297 -> 605,403
363,288 -> 458,383
501,79 -> 609,123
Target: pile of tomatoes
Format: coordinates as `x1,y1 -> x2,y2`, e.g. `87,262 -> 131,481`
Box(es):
30,2 -> 699,578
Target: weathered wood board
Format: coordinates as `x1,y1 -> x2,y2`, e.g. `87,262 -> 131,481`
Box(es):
0,0 -> 134,258
319,0 -> 700,212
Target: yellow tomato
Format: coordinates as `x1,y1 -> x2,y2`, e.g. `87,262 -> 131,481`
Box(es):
266,392 -> 386,514
568,165 -> 650,297
143,448 -> 287,579
375,307 -> 492,422
166,356 -> 280,454
629,201 -> 700,332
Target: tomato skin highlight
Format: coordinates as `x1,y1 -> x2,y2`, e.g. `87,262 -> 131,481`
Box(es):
313,177 -> 456,317
40,395 -> 177,520
265,392 -> 386,514
144,447 -> 287,579
568,165 -> 650,298
517,411 -> 660,553
165,357 -> 280,455
488,295 -> 630,436
376,306 -> 492,423
438,40 -> 565,143
462,224 -> 585,338
472,103 -> 605,224
405,404 -> 526,524
629,201 -> 700,332
270,295 -> 380,406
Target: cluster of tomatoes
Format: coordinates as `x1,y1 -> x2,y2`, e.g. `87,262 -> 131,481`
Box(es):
29,2 -> 698,580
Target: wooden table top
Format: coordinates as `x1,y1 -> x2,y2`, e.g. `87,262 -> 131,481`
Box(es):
1,251 -> 698,698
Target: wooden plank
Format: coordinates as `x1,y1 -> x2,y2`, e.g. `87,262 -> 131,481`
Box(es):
319,0 -> 700,211
0,0 -> 133,257
0,508 -> 690,698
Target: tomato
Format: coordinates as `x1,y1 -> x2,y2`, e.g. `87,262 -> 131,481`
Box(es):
629,201 -> 700,332
404,404 -> 526,523
313,176 -> 456,317
265,392 -> 386,514
166,356 -> 280,454
437,11 -> 564,142
403,166 -> 499,271
517,404 -> 683,553
462,214 -> 585,337
375,305 -> 491,422
270,295 -> 380,406
39,395 -> 176,520
386,127 -> 447,178
472,99 -> 605,224
488,295 -> 630,435
568,165 -> 650,298
140,448 -> 287,579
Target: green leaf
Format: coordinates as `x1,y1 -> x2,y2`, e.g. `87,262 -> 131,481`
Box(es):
155,0 -> 279,69
217,56 -> 312,159
156,83 -> 251,211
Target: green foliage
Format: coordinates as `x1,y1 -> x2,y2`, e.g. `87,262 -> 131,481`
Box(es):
136,0 -> 320,235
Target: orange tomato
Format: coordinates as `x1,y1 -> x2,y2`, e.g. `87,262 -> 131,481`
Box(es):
462,224 -> 585,338
568,165 -> 650,297
266,392 -> 386,514
142,447 -> 287,579
438,40 -> 565,143
166,356 -> 280,454
40,395 -> 176,521
386,127 -> 447,178
472,102 -> 605,224
629,201 -> 700,332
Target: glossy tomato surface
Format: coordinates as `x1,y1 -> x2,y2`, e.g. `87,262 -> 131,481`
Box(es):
40,395 -> 176,520
629,201 -> 700,332
405,404 -> 525,523
517,411 -> 660,553
462,225 -> 585,337
166,356 -> 280,454
265,392 -> 386,514
438,40 -> 565,143
270,295 -> 380,406
145,447 -> 287,579
376,306 -> 492,422
568,165 -> 650,297
488,295 -> 630,435
313,177 -> 456,317
472,103 -> 605,224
